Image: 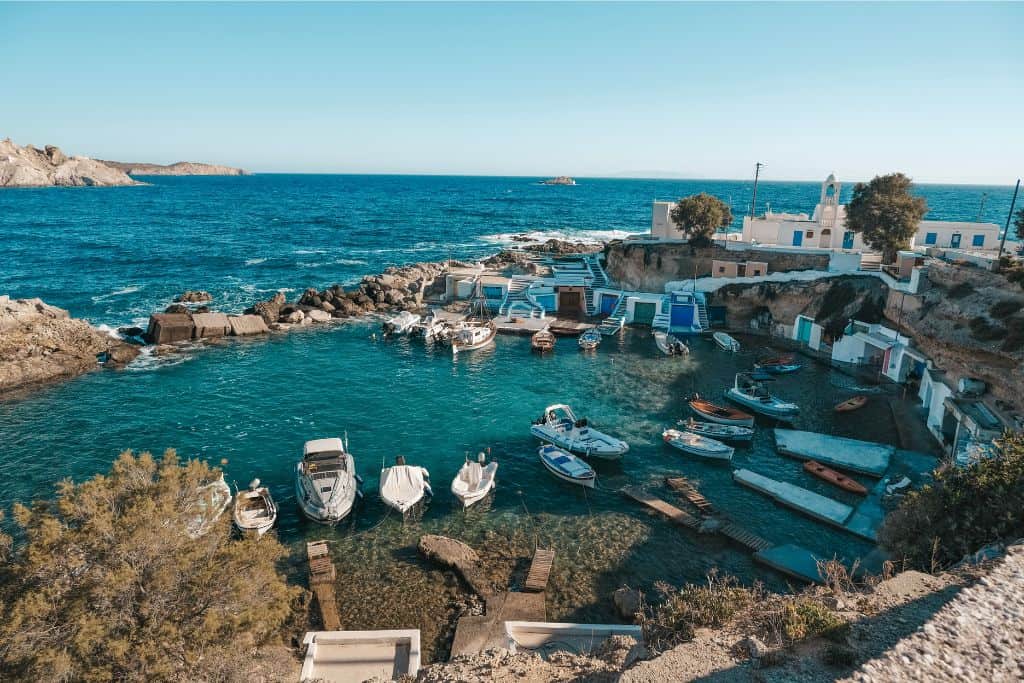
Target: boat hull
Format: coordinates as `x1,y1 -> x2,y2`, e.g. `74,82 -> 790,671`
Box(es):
662,430 -> 734,461
725,389 -> 800,420
530,425 -> 628,460
538,445 -> 596,488
835,396 -> 868,413
688,400 -> 755,428
681,420 -> 755,442
803,460 -> 868,495
713,332 -> 740,352
295,471 -> 357,524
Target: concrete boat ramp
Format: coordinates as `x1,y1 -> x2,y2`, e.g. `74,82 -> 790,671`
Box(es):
774,429 -> 892,476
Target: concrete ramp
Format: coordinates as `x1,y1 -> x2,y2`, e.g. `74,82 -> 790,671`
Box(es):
754,544 -> 827,583
774,429 -> 892,476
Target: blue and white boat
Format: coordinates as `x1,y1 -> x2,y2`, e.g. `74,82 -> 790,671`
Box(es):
538,444 -> 596,488
578,328 -> 601,351
530,403 -> 629,460
725,373 -> 800,421
754,362 -> 803,374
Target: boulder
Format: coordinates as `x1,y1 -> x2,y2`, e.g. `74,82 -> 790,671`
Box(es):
102,343 -> 141,368
612,587 -> 643,621
320,300 -> 335,313
283,310 -> 305,324
228,314 -> 269,336
174,290 -> 213,303
118,326 -> 144,338
164,303 -> 189,314
306,309 -> 331,323
144,313 -> 194,344
44,145 -> 67,166
384,290 -> 406,306
417,534 -> 493,598
191,312 -> 231,339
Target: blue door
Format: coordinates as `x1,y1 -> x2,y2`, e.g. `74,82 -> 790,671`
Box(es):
792,231 -> 803,246
950,233 -> 961,248
600,294 -> 619,315
843,231 -> 855,249
797,317 -> 812,343
670,304 -> 694,328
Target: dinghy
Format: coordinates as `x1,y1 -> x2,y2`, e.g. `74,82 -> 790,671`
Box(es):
530,403 -> 629,460
803,460 -> 868,495
713,331 -> 740,352
382,310 -> 420,336
679,418 -> 755,442
578,328 -> 601,351
654,330 -> 689,356
538,444 -> 596,488
725,373 -> 800,420
688,396 -> 755,427
380,455 -> 432,514
754,361 -> 803,374
450,452 -> 497,508
410,310 -> 452,342
232,478 -> 278,536
531,329 -> 556,354
296,437 -> 360,524
185,473 -> 232,539
451,320 -> 496,354
834,395 -> 868,413
662,428 -> 734,461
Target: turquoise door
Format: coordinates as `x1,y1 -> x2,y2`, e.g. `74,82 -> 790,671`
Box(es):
951,233 -> 961,248
843,231 -> 854,249
792,231 -> 803,246
797,317 -> 812,343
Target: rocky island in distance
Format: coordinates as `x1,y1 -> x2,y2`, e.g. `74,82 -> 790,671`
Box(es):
100,159 -> 249,176
541,175 -> 576,185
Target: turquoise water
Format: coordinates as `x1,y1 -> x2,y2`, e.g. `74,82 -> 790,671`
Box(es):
0,174 -> 999,656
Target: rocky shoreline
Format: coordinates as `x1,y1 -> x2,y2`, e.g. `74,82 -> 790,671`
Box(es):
1,138 -> 139,188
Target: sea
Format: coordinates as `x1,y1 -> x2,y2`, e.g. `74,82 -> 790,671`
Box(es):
0,175 -> 1016,657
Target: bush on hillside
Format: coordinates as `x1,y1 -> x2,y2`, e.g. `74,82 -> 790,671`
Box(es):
989,299 -> 1023,319
1002,317 -> 1024,353
947,281 -> 975,299
968,316 -> 1007,341
637,572 -> 757,652
879,432 -> 1024,570
0,450 -> 299,682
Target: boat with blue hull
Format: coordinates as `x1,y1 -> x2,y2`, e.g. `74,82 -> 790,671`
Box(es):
530,404 -> 629,460
538,444 -> 596,488
725,373 -> 800,421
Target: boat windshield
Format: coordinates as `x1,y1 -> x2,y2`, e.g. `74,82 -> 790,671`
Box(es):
303,450 -> 346,471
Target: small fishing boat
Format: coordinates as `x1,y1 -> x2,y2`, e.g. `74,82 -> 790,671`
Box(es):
578,328 -> 601,351
232,478 -> 278,536
679,418 -> 755,442
450,452 -> 497,508
296,437 -> 360,524
451,320 -> 496,354
662,428 -> 734,461
185,473 -> 232,539
803,460 -> 868,495
380,455 -> 432,514
725,373 -> 800,420
530,403 -> 629,460
654,330 -> 689,356
382,310 -> 420,336
834,395 -> 868,413
754,361 -> 803,374
410,310 -> 452,342
758,354 -> 795,365
713,331 -> 740,352
688,396 -> 755,427
538,444 -> 596,488
531,329 -> 556,354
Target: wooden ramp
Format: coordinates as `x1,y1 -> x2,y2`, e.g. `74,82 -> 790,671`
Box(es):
524,548 -> 556,592
622,486 -> 701,530
665,476 -> 715,515
718,521 -> 772,552
307,540 -> 341,631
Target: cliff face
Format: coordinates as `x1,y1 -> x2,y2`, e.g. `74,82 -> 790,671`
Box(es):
604,241 -> 830,292
100,160 -> 248,176
0,139 -> 139,188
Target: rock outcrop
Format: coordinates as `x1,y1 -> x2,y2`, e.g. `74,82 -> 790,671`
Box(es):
418,534 -> 494,599
100,160 -> 248,176
541,176 -> 576,185
0,139 -> 139,188
174,290 -> 213,303
0,295 -> 140,394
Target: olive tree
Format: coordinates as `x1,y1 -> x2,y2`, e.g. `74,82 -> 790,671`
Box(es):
670,192 -> 733,246
845,173 -> 928,263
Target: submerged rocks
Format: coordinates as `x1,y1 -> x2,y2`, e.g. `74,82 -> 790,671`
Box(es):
174,290 -> 213,303
418,534 -> 494,599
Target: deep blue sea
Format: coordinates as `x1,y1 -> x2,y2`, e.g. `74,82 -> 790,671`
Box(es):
0,175 -> 1016,654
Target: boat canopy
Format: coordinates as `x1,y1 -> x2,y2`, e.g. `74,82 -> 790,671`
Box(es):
304,437 -> 345,457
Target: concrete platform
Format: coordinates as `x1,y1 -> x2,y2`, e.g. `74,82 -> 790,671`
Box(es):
774,429 -> 892,476
753,544 -> 827,584
733,469 -> 853,527
493,315 -> 551,335
505,621 -> 644,657
450,591 -> 547,656
300,629 -> 420,682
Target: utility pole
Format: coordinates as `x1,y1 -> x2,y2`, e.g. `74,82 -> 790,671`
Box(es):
998,179 -> 1021,260
975,192 -> 988,222
749,162 -> 765,218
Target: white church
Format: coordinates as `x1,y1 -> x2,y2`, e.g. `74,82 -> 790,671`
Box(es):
651,174 -> 1002,254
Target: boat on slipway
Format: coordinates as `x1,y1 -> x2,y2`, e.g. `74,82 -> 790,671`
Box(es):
382,310 -> 420,336
688,396 -> 755,428
530,403 -> 629,460
725,373 -> 800,421
538,444 -> 596,488
296,437 -> 361,524
803,460 -> 868,495
662,428 -> 734,462
654,330 -> 689,356
450,452 -> 498,508
679,417 -> 755,442
380,455 -> 432,514
233,478 -> 278,536
713,331 -> 740,352
531,329 -> 556,354
578,328 -> 601,351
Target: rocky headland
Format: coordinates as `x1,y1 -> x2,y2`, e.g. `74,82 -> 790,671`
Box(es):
0,138 -> 139,188
100,160 -> 249,176
541,176 -> 576,185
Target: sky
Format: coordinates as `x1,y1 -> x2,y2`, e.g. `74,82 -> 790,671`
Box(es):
1,2 -> 1021,183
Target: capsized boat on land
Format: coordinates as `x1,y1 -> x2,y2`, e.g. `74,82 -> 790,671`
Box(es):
803,460 -> 868,495
530,403 -> 629,460
662,428 -> 734,461
713,331 -> 740,352
654,330 -> 689,356
296,437 -> 360,524
538,444 -> 596,488
725,373 -> 800,420
380,455 -> 432,514
679,417 -> 755,442
185,473 -> 232,539
531,329 -> 556,353
578,328 -> 601,350
688,396 -> 755,427
382,310 -> 420,336
233,478 -> 278,536
450,452 -> 497,508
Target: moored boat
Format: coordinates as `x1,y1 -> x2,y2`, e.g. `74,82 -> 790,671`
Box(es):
679,417 -> 755,442
232,478 -> 278,536
382,310 -> 420,336
450,452 -> 497,508
688,396 -> 755,427
530,403 -> 629,460
410,310 -> 452,342
451,320 -> 496,354
380,455 -> 432,514
725,372 -> 800,420
296,437 -> 360,524
531,329 -> 556,353
834,395 -> 868,413
538,444 -> 596,488
654,330 -> 689,356
662,428 -> 734,461
754,361 -> 803,374
803,460 -> 868,495
185,473 -> 232,539
713,331 -> 740,352
578,328 -> 601,351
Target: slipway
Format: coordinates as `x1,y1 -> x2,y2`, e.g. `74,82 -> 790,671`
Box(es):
774,429 -> 892,477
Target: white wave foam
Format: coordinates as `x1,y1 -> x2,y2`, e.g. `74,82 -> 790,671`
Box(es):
479,228 -> 642,246
293,249 -> 327,255
298,258 -> 368,268
245,257 -> 268,265
94,323 -> 125,340
91,285 -> 142,302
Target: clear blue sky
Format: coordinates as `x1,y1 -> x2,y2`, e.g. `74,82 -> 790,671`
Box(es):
2,2 -> 1021,183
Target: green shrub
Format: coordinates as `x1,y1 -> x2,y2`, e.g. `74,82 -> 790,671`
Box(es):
990,300 -> 1023,319
968,316 -> 1007,341
779,600 -> 850,643
638,573 -> 757,652
948,281 -> 975,299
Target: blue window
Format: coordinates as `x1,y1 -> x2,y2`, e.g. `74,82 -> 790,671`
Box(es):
972,234 -> 985,247
924,232 -> 937,245
842,231 -> 855,249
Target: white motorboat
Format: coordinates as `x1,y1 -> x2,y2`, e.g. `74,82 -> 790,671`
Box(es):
662,428 -> 734,461
654,330 -> 689,356
410,310 -> 452,342
232,478 -> 278,536
530,403 -> 629,460
578,329 -> 601,351
383,310 -> 420,336
713,331 -> 740,352
185,473 -> 232,539
725,372 -> 800,420
450,452 -> 498,508
538,444 -> 596,488
451,320 -> 496,354
380,455 -> 432,514
678,418 -> 755,442
295,437 -> 360,524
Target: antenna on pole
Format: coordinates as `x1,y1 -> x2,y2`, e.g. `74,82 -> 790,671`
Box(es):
998,179 -> 1020,260
749,162 -> 765,218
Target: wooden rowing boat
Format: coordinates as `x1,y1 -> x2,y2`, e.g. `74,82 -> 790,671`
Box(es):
803,460 -> 868,495
531,329 -> 556,353
834,395 -> 868,413
688,397 -> 755,427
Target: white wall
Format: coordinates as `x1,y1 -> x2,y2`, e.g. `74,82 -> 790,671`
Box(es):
914,221 -> 1001,251
651,201 -> 680,239
919,368 -> 954,440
